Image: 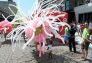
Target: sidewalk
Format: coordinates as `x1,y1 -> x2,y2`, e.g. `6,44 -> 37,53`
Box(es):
0,42 -> 92,63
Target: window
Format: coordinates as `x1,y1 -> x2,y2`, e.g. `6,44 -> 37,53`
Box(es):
90,0 -> 92,2
84,0 -> 90,4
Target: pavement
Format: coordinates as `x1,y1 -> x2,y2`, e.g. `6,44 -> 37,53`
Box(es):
0,42 -> 92,63
0,34 -> 92,63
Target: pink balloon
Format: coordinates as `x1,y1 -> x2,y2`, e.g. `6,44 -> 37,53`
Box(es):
25,28 -> 33,38
0,20 -> 13,34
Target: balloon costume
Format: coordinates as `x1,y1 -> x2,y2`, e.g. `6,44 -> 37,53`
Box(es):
5,0 -> 70,57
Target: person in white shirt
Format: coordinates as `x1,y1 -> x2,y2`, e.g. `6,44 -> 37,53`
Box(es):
77,23 -> 81,36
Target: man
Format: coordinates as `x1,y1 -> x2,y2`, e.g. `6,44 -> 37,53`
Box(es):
81,23 -> 91,60
68,24 -> 77,53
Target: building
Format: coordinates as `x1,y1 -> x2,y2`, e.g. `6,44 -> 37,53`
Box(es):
0,0 -> 17,22
64,0 -> 92,23
38,0 -> 65,10
74,0 -> 92,23
58,0 -> 76,23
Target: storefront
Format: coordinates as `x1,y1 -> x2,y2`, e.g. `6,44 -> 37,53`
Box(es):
79,12 -> 92,23
74,3 -> 92,23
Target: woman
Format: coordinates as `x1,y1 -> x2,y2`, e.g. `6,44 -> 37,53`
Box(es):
81,23 -> 91,60
35,25 -> 46,57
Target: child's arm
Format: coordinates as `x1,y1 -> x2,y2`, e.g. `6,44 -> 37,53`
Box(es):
86,39 -> 92,43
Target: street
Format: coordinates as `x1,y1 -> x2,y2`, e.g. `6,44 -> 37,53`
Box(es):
0,38 -> 92,63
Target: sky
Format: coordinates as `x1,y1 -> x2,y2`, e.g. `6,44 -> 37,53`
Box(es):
14,0 -> 37,14
0,0 -> 38,15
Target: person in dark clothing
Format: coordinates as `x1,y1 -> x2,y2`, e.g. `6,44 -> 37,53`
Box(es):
22,32 -> 26,43
47,37 -> 53,59
68,24 -> 77,53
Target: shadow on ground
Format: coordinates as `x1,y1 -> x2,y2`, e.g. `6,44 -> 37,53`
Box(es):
1,40 -> 11,45
32,51 -> 79,63
46,38 -> 63,46
86,59 -> 92,63
63,51 -> 92,63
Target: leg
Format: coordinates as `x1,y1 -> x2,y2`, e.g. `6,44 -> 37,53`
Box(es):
41,42 -> 45,55
72,38 -> 76,53
65,40 -> 69,46
83,49 -> 85,59
35,42 -> 40,56
38,42 -> 42,57
69,39 -> 72,52
35,42 -> 38,51
84,42 -> 90,59
85,50 -> 88,60
49,51 -> 52,59
81,43 -> 85,59
23,32 -> 26,43
4,33 -> 6,41
64,36 -> 69,46
39,42 -> 45,57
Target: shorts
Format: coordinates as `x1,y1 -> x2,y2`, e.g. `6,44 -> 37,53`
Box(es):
64,35 -> 69,41
81,40 -> 90,50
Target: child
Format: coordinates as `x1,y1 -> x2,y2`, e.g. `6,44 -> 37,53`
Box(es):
35,25 -> 46,57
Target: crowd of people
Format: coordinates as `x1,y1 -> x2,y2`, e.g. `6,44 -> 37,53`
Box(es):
0,20 -> 92,60
34,22 -> 92,60
46,22 -> 92,59
63,22 -> 92,60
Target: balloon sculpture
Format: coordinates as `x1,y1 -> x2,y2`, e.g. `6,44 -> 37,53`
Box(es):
5,0 -> 70,57
0,20 -> 12,33
0,19 -> 13,41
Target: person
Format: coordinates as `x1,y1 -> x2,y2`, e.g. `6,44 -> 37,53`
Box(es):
77,23 -> 81,36
81,23 -> 91,60
89,22 -> 92,30
3,26 -> 9,41
22,32 -> 26,43
46,34 -> 54,58
47,38 -> 53,58
68,24 -> 77,53
35,25 -> 46,57
64,26 -> 70,45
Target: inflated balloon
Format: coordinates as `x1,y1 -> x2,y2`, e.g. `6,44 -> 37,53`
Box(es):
0,20 -> 13,34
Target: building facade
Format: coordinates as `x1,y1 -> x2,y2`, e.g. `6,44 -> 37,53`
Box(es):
64,0 -> 76,23
74,0 -> 92,23
0,0 -> 17,21
64,0 -> 92,23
